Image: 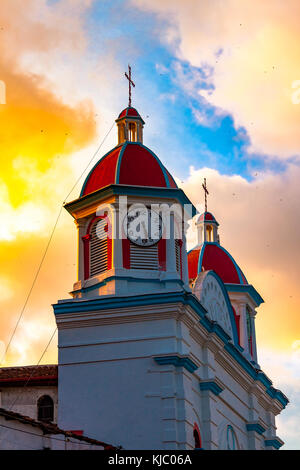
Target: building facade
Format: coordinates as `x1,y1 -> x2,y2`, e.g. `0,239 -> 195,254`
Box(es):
0,105 -> 288,450
51,106 -> 288,450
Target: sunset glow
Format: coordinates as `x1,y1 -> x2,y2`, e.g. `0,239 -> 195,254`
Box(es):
0,0 -> 299,449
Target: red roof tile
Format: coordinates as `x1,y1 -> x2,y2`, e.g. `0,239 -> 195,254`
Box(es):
0,365 -> 58,387
81,142 -> 178,196
0,408 -> 115,449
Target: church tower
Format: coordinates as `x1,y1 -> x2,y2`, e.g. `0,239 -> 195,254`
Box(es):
63,104 -> 194,300
53,84 -> 287,449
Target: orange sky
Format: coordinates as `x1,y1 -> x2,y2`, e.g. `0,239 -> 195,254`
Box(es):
0,0 -> 299,362
1,0 -> 299,449
0,1 -> 299,434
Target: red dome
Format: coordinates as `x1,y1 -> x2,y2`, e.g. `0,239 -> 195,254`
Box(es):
118,107 -> 142,119
188,243 -> 248,285
81,142 -> 178,196
197,212 -> 219,225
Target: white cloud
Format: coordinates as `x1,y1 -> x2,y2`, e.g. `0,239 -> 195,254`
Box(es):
259,345 -> 300,450
133,0 -> 300,158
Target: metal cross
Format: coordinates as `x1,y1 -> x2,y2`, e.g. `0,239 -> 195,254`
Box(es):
202,178 -> 209,212
125,65 -> 135,108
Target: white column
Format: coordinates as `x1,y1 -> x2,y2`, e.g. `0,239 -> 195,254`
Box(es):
113,206 -> 123,271
182,229 -> 190,289
212,224 -> 218,243
196,222 -> 203,245
166,213 -> 177,275
238,303 -> 249,354
250,310 -> 258,363
76,218 -> 88,282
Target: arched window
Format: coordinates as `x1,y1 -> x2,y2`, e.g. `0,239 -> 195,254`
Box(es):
194,429 -> 201,448
226,425 -> 238,450
118,123 -> 125,143
37,395 -> 54,423
206,224 -> 213,242
246,305 -> 253,356
232,306 -> 240,345
128,122 -> 137,141
193,423 -> 202,449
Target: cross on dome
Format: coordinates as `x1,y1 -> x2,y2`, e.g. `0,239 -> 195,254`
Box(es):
125,65 -> 135,108
202,178 -> 209,213
116,68 -> 144,145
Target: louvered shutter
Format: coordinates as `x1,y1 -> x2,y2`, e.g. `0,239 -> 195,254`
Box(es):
175,239 -> 181,274
90,219 -> 108,276
130,242 -> 159,270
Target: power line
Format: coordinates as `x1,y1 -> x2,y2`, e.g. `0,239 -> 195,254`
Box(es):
0,212 -> 63,367
0,421 -> 107,448
0,122 -> 115,366
8,328 -> 58,412
62,121 -> 115,204
0,328 -> 118,449
0,328 -> 58,446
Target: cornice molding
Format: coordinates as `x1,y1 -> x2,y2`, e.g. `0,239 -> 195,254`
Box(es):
154,355 -> 198,374
264,437 -> 284,449
53,291 -> 288,410
246,421 -> 266,435
199,379 -> 224,396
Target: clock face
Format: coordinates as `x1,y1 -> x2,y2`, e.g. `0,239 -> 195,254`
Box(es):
193,271 -> 234,340
124,208 -> 163,247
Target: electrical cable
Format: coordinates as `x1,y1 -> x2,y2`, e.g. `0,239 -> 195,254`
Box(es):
0,121 -> 115,366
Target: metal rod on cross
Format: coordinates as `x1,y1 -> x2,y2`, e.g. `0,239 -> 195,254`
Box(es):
125,65 -> 135,108
202,178 -> 209,213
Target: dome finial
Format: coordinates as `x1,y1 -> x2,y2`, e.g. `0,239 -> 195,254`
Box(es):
202,177 -> 209,213
196,210 -> 219,245
125,64 -> 135,108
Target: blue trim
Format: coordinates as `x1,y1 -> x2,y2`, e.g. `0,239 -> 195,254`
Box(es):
200,317 -> 232,344
53,291 -> 207,317
197,244 -> 205,275
53,291 -> 288,409
266,387 -> 288,408
79,144 -> 122,197
71,275 -> 184,295
197,211 -> 219,226
115,142 -> 128,184
224,343 -> 288,407
66,185 -> 197,218
246,423 -> 266,435
199,380 -> 223,396
80,140 -> 178,199
264,438 -> 283,450
116,107 -> 145,124
197,242 -> 247,285
257,371 -> 272,389
226,425 -> 237,450
154,355 -> 198,373
224,342 -> 257,380
225,284 -> 264,307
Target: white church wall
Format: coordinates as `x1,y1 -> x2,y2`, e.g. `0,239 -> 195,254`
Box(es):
58,357 -> 164,449
55,297 -> 284,450
0,414 -> 102,450
56,306 -> 205,449
0,386 -> 58,422
184,312 -> 280,450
